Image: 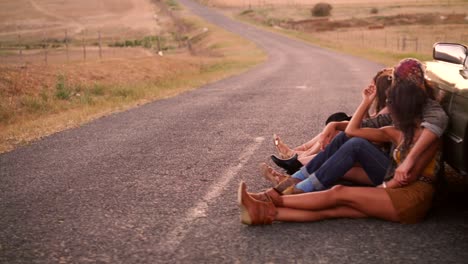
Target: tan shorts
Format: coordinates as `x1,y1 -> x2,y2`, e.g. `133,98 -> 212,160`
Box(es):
385,181 -> 435,224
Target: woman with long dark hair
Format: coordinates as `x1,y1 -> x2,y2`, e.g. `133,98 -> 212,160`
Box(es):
238,59 -> 441,225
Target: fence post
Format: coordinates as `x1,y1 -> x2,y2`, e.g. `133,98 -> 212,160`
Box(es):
112,36 -> 115,56
157,35 -> 161,52
402,36 -> 406,51
384,30 -> 387,49
82,30 -> 86,61
187,39 -> 194,55
17,34 -> 23,62
65,29 -> 69,62
43,31 -> 48,65
98,30 -> 102,59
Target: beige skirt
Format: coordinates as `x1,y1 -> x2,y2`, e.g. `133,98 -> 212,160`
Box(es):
385,181 -> 435,224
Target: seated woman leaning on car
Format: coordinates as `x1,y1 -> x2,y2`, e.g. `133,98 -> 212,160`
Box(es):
238,59 -> 442,225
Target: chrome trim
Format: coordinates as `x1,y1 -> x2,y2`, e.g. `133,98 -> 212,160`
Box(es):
446,132 -> 463,144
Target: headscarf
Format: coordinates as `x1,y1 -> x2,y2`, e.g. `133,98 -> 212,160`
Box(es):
393,58 -> 425,89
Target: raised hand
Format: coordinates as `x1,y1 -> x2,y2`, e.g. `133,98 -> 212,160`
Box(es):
362,83 -> 377,104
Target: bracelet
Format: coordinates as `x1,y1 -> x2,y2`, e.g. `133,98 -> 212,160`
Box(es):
382,182 -> 387,188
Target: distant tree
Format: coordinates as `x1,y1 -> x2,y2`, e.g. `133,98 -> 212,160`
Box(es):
311,3 -> 333,17
370,7 -> 379,14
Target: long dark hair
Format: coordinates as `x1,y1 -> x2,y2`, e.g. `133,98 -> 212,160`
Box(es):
372,68 -> 393,114
387,79 -> 427,151
423,79 -> 436,100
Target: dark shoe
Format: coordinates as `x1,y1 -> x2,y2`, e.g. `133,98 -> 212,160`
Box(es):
238,182 -> 276,225
274,177 -> 301,193
260,163 -> 290,185
271,153 -> 303,175
249,188 -> 283,207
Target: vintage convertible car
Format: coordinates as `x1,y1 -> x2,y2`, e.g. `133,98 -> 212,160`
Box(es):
425,42 -> 468,176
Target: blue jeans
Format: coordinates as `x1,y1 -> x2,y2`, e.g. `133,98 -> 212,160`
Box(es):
292,132 -> 390,192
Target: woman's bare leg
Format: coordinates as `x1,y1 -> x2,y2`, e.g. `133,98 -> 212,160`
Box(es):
297,142 -> 322,164
342,167 -> 373,186
302,142 -> 321,156
276,206 -> 367,222
296,130 -> 341,164
298,153 -> 316,165
281,185 -> 399,222
294,134 -> 320,152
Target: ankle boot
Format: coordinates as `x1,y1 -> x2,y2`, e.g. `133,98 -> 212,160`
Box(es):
274,177 -> 301,193
248,188 -> 283,207
271,153 -> 303,175
260,163 -> 290,185
238,182 -> 276,225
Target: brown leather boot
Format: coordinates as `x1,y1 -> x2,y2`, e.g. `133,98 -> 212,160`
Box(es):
274,177 -> 301,193
238,182 -> 276,225
248,188 -> 283,207
260,163 -> 290,185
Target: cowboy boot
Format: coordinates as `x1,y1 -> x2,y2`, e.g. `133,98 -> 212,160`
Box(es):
274,177 -> 301,194
248,188 -> 284,207
260,163 -> 290,185
270,153 -> 303,175
238,181 -> 276,225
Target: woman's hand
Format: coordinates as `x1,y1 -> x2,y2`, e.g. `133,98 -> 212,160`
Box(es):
378,179 -> 402,189
393,159 -> 413,186
362,83 -> 377,105
319,122 -> 337,150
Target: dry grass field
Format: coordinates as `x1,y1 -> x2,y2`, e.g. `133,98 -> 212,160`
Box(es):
0,0 -> 162,41
0,0 -> 266,152
0,0 -> 182,64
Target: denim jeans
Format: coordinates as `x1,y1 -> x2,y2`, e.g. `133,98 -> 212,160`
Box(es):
292,132 -> 390,192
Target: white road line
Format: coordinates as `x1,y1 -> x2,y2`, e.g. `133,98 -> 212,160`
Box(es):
159,136 -> 265,254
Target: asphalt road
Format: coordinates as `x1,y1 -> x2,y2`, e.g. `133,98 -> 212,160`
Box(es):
1,0 -> 467,263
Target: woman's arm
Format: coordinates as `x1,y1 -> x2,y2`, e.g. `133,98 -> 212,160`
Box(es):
393,100 -> 447,185
395,132 -> 440,185
318,121 -> 349,150
379,137 -> 440,188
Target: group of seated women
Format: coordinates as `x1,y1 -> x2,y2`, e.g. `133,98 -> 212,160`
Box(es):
238,58 -> 449,225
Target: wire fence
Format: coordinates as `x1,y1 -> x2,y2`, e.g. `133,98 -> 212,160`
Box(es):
0,1 -> 196,66
312,25 -> 468,56
2,25 -> 465,65
0,28 -> 203,65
